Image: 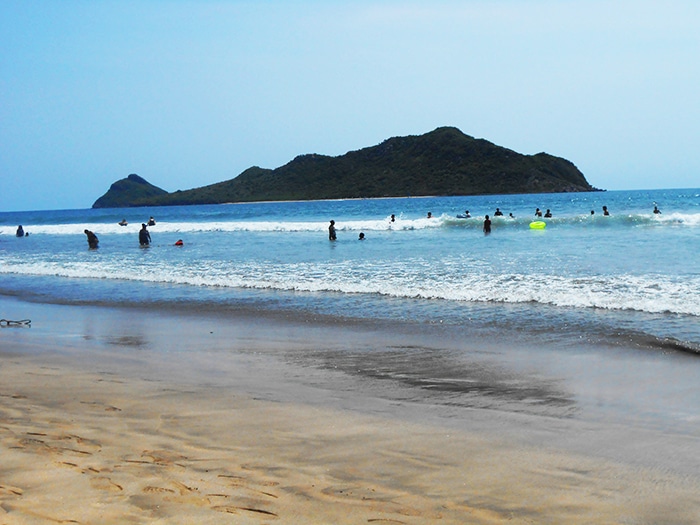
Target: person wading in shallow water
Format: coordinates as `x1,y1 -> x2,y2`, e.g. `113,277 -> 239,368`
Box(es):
84,229 -> 99,249
139,223 -> 151,246
484,215 -> 491,235
483,215 -> 492,235
328,220 -> 337,241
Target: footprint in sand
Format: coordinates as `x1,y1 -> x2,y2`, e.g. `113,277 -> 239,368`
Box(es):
212,505 -> 278,518
20,432 -> 101,457
0,484 -> 24,496
143,486 -> 176,494
57,461 -> 101,474
141,449 -> 188,466
90,476 -> 123,492
217,474 -> 279,498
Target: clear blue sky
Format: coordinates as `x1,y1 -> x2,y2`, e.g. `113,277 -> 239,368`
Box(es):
2,1 -> 699,211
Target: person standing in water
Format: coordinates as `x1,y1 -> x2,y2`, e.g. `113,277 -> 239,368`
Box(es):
328,220 -> 337,241
84,229 -> 99,249
139,223 -> 151,246
483,215 -> 491,235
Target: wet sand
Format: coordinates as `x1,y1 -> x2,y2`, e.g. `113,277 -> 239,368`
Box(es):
2,297 -> 700,524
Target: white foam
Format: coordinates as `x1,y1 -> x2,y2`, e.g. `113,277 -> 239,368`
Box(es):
0,218 -> 449,236
3,256 -> 699,317
4,210 -> 699,237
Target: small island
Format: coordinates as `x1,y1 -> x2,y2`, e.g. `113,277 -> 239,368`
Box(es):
92,127 -> 599,208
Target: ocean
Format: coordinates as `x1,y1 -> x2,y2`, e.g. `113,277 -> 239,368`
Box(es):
2,188 -> 699,354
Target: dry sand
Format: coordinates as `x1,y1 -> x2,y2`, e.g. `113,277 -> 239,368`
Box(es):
2,303 -> 700,524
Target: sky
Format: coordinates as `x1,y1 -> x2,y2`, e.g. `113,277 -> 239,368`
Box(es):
2,0 -> 699,212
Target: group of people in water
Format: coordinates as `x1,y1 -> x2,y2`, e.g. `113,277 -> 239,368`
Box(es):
328,203 -> 664,241
120,217 -> 157,247
95,202 -> 665,248
82,219 -> 156,249
118,216 -> 156,227
79,216 -> 183,249
14,213 -> 182,250
11,216 -> 161,250
12,203 -> 666,249
329,219 -> 367,241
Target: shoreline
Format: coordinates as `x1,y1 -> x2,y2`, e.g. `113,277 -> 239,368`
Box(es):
2,296 -> 700,522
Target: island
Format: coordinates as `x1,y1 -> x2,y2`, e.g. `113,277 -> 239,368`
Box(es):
92,127 -> 599,209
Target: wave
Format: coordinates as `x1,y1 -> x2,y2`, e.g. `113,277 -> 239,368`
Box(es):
447,212 -> 700,228
645,336 -> 700,355
2,258 -> 699,318
3,211 -> 700,236
0,218 -> 426,235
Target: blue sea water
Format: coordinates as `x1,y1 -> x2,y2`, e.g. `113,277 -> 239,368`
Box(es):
2,188 -> 700,353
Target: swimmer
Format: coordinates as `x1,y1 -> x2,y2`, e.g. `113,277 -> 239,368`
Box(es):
427,212 -> 432,219
544,209 -> 552,218
494,208 -> 503,216
653,205 -> 661,214
390,214 -> 395,222
119,219 -> 128,226
147,216 -> 156,226
16,225 -> 24,237
509,213 -> 515,218
535,208 -> 543,217
358,232 -> 365,240
603,206 -> 609,216
174,239 -> 183,246
328,220 -> 337,241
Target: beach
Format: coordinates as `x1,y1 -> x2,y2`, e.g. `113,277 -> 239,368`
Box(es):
3,0 -> 700,518
2,296 -> 700,524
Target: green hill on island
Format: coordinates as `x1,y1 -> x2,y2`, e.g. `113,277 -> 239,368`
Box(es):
92,174 -> 169,209
92,127 -> 598,208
